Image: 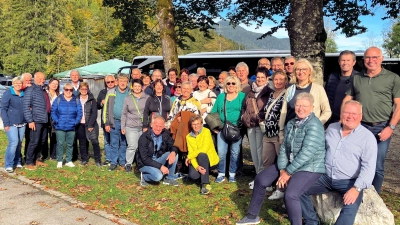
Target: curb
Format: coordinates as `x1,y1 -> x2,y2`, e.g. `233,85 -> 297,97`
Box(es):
2,171 -> 137,225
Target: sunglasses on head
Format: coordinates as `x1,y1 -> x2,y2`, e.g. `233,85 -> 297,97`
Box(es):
64,88 -> 73,92
285,62 -> 295,66
227,82 -> 236,86
106,81 -> 115,84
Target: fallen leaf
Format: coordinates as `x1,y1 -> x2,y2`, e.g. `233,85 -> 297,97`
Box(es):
29,221 -> 40,225
76,216 -> 87,221
0,187 -> 7,191
60,208 -> 68,211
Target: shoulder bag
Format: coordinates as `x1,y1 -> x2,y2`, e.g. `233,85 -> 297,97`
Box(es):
222,94 -> 241,142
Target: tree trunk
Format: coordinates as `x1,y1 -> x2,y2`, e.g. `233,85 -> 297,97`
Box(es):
156,0 -> 180,74
288,0 -> 326,85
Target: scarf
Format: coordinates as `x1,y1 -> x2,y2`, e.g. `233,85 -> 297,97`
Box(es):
251,82 -> 267,98
286,82 -> 311,102
294,112 -> 313,127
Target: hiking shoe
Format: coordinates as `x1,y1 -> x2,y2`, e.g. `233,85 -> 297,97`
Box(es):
163,177 -> 179,186
215,176 -> 225,183
25,164 -> 36,171
102,160 -> 111,166
265,186 -> 273,192
140,173 -> 149,187
173,172 -> 185,180
36,160 -> 48,167
200,184 -> 212,195
229,176 -> 236,183
95,162 -> 102,167
65,162 -> 75,167
16,164 -> 23,168
4,167 -> 14,173
236,216 -> 261,225
125,164 -> 132,172
108,164 -> 117,171
249,180 -> 254,189
268,190 -> 284,200
57,162 -> 63,168
80,161 -> 88,166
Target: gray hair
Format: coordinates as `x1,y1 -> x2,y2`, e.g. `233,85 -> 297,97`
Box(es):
295,92 -> 314,105
235,62 -> 249,72
105,74 -> 115,80
342,100 -> 363,114
151,115 -> 165,125
63,83 -> 73,89
117,73 -> 129,80
271,57 -> 284,65
20,73 -> 32,80
181,81 -> 193,89
284,55 -> 296,61
197,67 -> 206,75
12,77 -> 23,85
189,73 -> 199,79
70,69 -> 80,76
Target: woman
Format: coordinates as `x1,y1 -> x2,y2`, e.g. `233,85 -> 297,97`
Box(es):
236,93 -> 326,225
121,79 -> 149,172
170,80 -> 182,103
76,82 -> 102,167
46,78 -> 60,160
51,83 -> 82,168
280,58 -> 331,127
141,73 -> 151,91
163,68 -> 178,94
228,66 -> 237,77
211,76 -> 245,183
241,67 -> 272,175
193,76 -> 217,123
179,68 -> 189,83
207,76 -> 220,96
1,77 -> 26,173
186,115 -> 219,195
143,79 -> 171,131
168,82 -> 201,125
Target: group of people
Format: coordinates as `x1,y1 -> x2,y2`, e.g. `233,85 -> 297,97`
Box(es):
2,46 -> 399,225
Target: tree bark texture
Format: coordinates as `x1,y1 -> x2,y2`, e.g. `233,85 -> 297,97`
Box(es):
288,0 -> 326,85
157,0 -> 180,74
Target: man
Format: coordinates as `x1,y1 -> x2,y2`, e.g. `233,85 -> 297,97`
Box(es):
236,62 -> 252,95
131,68 -> 141,80
21,73 -> 32,90
144,69 -> 171,96
342,46 -> 400,194
250,58 -> 272,81
136,116 -> 179,187
216,71 -> 228,95
271,57 -> 284,72
97,74 -> 116,166
189,73 -> 199,90
325,50 -> 360,123
103,73 -> 130,171
23,72 -> 50,170
284,56 -> 296,82
197,67 -> 206,77
301,100 -> 377,225
70,70 -> 80,96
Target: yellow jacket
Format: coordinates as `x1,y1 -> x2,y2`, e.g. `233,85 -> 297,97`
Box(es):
186,127 -> 219,169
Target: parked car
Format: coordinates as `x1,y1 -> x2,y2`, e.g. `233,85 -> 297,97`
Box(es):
0,79 -> 13,89
0,84 -> 7,110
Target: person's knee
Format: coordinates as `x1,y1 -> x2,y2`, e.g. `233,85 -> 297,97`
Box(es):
197,153 -> 209,161
153,171 -> 163,182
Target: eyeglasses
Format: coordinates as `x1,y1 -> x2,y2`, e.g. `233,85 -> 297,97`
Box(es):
295,68 -> 309,72
285,62 -> 295,66
176,86 -> 182,88
226,82 -> 236,86
106,81 -> 115,84
64,89 -> 73,92
364,56 -> 382,61
80,88 -> 88,91
295,104 -> 311,108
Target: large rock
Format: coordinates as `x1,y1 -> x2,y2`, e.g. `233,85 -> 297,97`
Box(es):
311,187 -> 395,225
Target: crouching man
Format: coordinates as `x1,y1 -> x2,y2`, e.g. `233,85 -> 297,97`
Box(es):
136,116 -> 179,187
300,100 -> 377,225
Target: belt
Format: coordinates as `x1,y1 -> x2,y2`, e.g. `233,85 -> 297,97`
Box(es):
362,121 -> 387,127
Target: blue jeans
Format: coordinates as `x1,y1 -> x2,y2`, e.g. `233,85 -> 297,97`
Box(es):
301,174 -> 363,225
361,121 -> 391,194
109,120 -> 127,165
103,127 -> 111,161
139,152 -> 179,182
125,127 -> 142,165
217,131 -> 242,178
55,130 -> 75,163
4,126 -> 26,168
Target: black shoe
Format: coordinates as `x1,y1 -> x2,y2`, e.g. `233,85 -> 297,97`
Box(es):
108,164 -> 117,171
102,160 -> 110,167
95,162 -> 102,167
124,164 -> 132,172
80,161 -> 88,166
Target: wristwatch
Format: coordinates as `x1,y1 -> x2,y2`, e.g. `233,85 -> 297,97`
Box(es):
389,124 -> 396,130
353,186 -> 362,192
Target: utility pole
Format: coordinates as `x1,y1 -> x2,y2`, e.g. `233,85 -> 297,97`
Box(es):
86,37 -> 89,66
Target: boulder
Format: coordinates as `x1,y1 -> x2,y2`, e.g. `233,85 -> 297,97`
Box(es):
311,187 -> 395,225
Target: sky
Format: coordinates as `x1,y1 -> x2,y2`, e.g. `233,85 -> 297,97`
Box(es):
237,8 -> 393,52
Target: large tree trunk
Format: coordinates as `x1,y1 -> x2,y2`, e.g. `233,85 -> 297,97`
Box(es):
287,0 -> 326,85
156,0 -> 180,74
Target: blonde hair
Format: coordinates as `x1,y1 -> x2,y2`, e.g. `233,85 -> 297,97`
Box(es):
223,76 -> 242,93
79,81 -> 89,89
291,58 -> 315,84
12,77 -> 23,85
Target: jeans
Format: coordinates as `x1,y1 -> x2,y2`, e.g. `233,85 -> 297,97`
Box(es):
4,126 -> 26,168
217,131 -> 242,178
125,127 -> 142,165
109,120 -> 127,165
301,174 -> 363,225
247,164 -> 321,225
55,130 -> 75,163
247,127 -> 264,174
262,136 -> 280,169
139,152 -> 179,182
361,121 -> 391,194
188,153 -> 214,184
103,127 -> 111,161
76,123 -> 101,163
25,122 -> 48,165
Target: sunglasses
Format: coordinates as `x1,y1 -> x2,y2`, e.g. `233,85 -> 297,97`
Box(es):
64,88 -> 73,92
285,62 -> 295,66
176,85 -> 182,88
227,82 -> 236,86
106,81 -> 115,84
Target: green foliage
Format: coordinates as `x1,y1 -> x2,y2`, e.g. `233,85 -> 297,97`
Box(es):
325,37 -> 338,53
383,21 -> 400,58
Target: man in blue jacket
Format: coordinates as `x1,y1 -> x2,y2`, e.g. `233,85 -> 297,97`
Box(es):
23,72 -> 51,170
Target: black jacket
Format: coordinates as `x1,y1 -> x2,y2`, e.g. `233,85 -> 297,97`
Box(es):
97,88 -> 108,127
136,128 -> 179,169
143,94 -> 171,128
78,92 -> 99,141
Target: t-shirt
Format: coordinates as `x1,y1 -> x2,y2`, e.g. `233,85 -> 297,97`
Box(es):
211,92 -> 246,126
113,88 -> 129,120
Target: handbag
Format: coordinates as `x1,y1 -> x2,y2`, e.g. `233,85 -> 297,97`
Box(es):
222,94 -> 241,142
205,112 -> 223,131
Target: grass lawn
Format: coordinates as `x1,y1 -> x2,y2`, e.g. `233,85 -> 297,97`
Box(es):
0,130 -> 399,224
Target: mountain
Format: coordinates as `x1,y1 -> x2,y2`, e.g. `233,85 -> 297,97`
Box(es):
214,21 -> 290,50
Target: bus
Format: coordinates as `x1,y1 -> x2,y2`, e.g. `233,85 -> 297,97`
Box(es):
129,50 -> 400,81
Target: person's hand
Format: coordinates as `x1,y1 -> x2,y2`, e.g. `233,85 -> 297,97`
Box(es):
143,128 -> 148,132
213,129 -> 219,134
29,122 -> 36,131
279,139 -> 283,144
201,98 -> 212,104
88,127 -> 94,132
177,116 -> 181,123
167,152 -> 176,165
105,125 -> 111,133
343,187 -> 360,205
160,165 -> 169,175
185,158 -> 191,166
200,108 -> 207,115
5,126 -> 10,132
277,170 -> 291,188
101,99 -> 105,106
121,129 -> 126,135
197,166 -> 206,175
378,127 -> 393,142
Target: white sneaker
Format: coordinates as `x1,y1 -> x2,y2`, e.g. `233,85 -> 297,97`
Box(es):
57,162 -> 63,168
249,180 -> 254,189
268,190 -> 285,200
65,162 -> 75,167
265,186 -> 274,192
